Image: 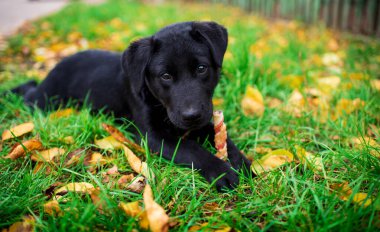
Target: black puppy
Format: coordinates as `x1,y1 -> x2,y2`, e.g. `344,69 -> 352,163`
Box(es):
12,21 -> 253,191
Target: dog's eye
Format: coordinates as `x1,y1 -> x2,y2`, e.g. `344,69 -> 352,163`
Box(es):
196,65 -> 208,74
161,73 -> 172,81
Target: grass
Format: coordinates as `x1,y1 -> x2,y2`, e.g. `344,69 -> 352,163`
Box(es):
0,0 -> 379,231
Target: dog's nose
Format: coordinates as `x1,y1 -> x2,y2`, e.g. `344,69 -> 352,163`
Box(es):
182,108 -> 202,122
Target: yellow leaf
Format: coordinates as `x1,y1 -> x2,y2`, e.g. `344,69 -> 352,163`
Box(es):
102,123 -> 145,153
295,146 -> 323,171
370,79 -> 380,91
119,201 -> 142,217
95,136 -> 124,150
331,182 -> 374,208
280,75 -> 303,89
143,184 -> 169,232
251,149 -> 294,174
212,98 -> 224,107
6,215 -> 35,232
352,193 -> 372,207
49,108 -> 76,119
4,139 -> 43,160
122,145 -> 155,179
2,122 -> 34,141
31,148 -> 65,162
322,53 -> 342,67
43,200 -> 62,216
334,98 -> 365,118
241,85 -> 264,117
54,182 -> 94,196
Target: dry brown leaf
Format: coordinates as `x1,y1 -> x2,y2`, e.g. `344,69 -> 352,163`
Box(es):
62,136 -> 74,144
49,108 -> 76,119
143,184 -> 169,232
126,176 -> 145,193
295,145 -> 323,171
241,85 -> 264,117
89,188 -> 107,214
188,223 -> 232,232
122,145 -> 154,179
267,97 -> 282,108
102,123 -> 145,153
119,201 -> 142,217
4,139 -> 43,160
107,165 -> 119,175
117,174 -> 135,187
84,152 -> 109,167
43,200 -> 62,216
285,89 -> 305,117
4,215 -> 35,232
251,149 -> 294,174
2,122 -> 34,141
95,136 -> 124,150
54,182 -> 95,196
31,147 -> 65,162
33,162 -> 54,175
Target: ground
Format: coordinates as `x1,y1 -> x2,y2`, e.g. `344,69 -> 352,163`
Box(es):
0,0 -> 379,231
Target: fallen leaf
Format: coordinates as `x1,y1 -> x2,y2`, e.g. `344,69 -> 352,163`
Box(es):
370,79 -> 380,91
31,147 -> 65,162
54,182 -> 95,197
84,152 -> 109,167
143,184 -> 169,232
49,108 -> 76,119
4,139 -> 43,160
267,97 -> 282,108
2,122 -> 34,141
95,136 -> 124,150
125,176 -> 145,193
212,98 -> 224,107
285,89 -> 305,117
123,145 -> 154,179
117,174 -> 135,187
107,165 -> 119,175
119,201 -> 142,217
241,85 -> 265,117
316,76 -> 341,92
102,123 -> 145,153
350,137 -> 379,158
330,182 -> 374,208
43,200 -> 62,216
62,136 -> 74,144
4,215 -> 35,232
334,98 -> 365,118
295,145 -> 323,171
89,188 -> 107,214
251,149 -> 294,174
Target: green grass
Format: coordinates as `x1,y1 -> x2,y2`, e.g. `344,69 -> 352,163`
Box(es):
0,0 -> 380,231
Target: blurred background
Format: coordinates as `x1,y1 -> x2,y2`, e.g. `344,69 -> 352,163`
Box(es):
1,0 -> 379,37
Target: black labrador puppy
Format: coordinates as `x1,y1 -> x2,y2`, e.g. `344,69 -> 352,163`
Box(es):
12,21 -> 253,191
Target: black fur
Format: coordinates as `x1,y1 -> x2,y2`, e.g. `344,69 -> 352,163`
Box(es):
12,21 -> 254,191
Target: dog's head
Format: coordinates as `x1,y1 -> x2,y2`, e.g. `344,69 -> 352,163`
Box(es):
122,21 -> 228,130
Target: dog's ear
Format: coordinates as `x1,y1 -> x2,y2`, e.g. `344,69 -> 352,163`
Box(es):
191,22 -> 228,67
121,37 -> 153,92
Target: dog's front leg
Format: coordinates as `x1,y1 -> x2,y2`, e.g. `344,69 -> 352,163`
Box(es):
142,130 -> 240,191
190,123 -> 254,177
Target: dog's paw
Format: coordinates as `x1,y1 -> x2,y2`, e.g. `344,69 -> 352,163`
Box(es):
202,162 -> 240,192
229,153 -> 256,178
